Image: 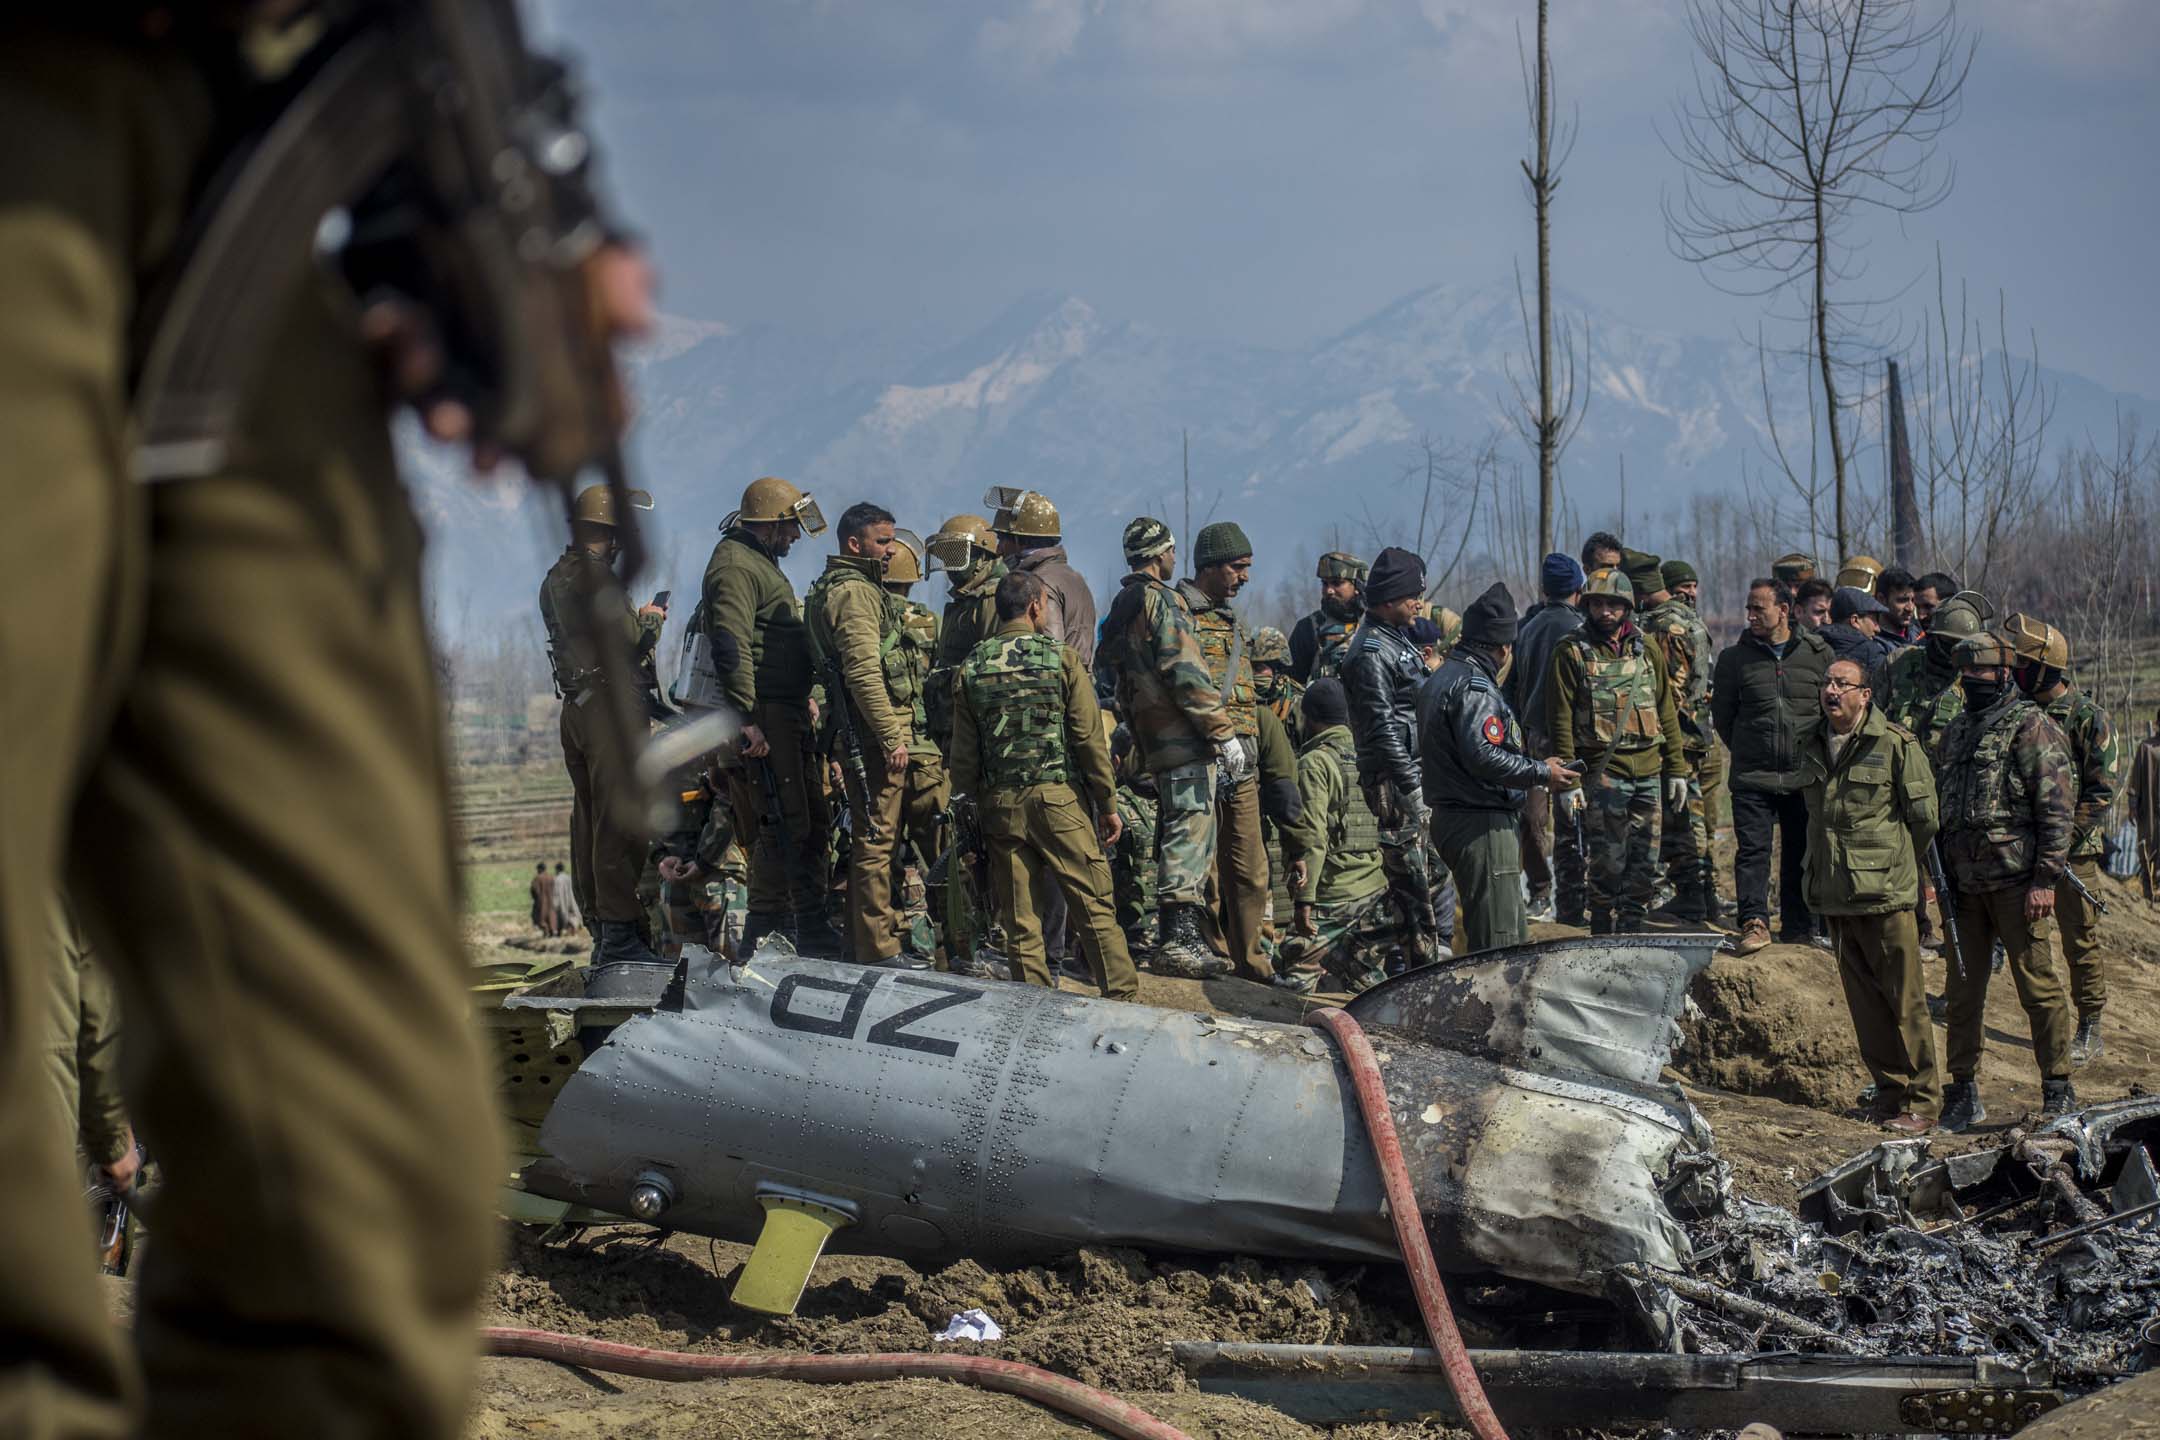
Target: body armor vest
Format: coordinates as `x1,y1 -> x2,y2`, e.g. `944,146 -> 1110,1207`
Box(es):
960,632 -> 1071,790
806,562 -> 923,737
1306,611 -> 1355,680
1571,631 -> 1662,751
1311,733 -> 1382,856
897,598 -> 940,747
538,549 -> 622,698
1942,699 -> 2038,860
1189,599 -> 1258,738
1642,600 -> 1707,720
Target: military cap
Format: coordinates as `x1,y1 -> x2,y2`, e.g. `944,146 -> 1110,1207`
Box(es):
1193,521 -> 1254,569
1302,678 -> 1349,728
1460,581 -> 1517,646
1830,586 -> 1889,623
1122,516 -> 1175,563
2002,612 -> 2070,668
1317,551 -> 1368,583
1621,548 -> 1666,599
1771,552 -> 1818,584
1582,566 -> 1635,608
1661,558 -> 1698,589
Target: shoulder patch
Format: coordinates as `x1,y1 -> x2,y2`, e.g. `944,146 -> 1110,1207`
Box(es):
1481,714 -> 1507,745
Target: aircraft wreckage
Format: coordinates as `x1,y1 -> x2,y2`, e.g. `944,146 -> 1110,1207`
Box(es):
485,935 -> 2160,1434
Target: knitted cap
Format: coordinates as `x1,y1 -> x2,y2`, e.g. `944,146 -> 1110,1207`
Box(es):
1460,581 -> 1517,645
1661,559 -> 1698,589
1301,678 -> 1349,728
1365,546 -> 1426,605
1193,521 -> 1254,569
1541,552 -> 1586,597
1622,548 -> 1666,599
1122,516 -> 1175,564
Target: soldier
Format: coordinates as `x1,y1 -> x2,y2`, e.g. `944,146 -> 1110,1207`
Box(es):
1252,626 -> 1306,745
1177,522 -> 1274,980
1289,551 -> 1368,682
1421,584 -> 1574,953
1510,553 -> 1588,924
539,483 -> 667,964
1549,569 -> 1688,934
951,570 -> 1140,1000
1800,659 -> 1941,1133
1108,728 -> 1161,954
1630,550 -> 1715,922
806,503 -> 939,966
1343,547 -> 1457,964
1773,552 -> 1819,587
42,901 -> 138,1222
1878,590 -> 1990,757
652,764 -> 748,957
703,475 -> 838,956
925,513 -> 1006,751
1277,681 -> 1398,992
2005,614 -> 2123,1065
2130,710 -> 2160,903
881,530 -> 949,959
1661,557 -> 1726,922
1934,630 -> 2080,1130
987,488 -> 1097,664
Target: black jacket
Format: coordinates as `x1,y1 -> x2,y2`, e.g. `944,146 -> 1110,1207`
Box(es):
1711,628 -> 1835,793
1419,647 -> 1544,813
1818,621 -> 1898,678
1341,618 -> 1426,798
1505,599 -> 1582,754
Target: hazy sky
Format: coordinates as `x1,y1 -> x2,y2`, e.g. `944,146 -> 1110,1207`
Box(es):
532,0 -> 2160,400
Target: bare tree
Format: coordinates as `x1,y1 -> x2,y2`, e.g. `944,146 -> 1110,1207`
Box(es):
1664,0 -> 1974,556
1506,0 -> 1589,557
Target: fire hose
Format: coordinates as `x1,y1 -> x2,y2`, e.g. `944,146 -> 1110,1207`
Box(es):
1308,1004 -> 1514,1440
479,1008 -> 1510,1440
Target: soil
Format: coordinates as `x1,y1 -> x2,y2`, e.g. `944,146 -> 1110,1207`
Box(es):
2011,1369 -> 2160,1439
460,870 -> 2160,1437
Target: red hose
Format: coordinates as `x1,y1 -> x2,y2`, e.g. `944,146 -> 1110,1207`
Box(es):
1308,1005 -> 1514,1440
479,1327 -> 1196,1440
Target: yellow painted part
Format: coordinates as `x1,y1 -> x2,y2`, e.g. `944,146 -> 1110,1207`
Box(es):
729,1195 -> 854,1316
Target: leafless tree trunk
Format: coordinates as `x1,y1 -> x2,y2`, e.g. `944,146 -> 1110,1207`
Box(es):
1664,0 -> 1973,557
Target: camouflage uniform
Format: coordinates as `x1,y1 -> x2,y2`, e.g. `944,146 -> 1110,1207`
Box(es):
928,558 -> 1005,752
1289,552 -> 1368,682
1181,581 -> 1272,979
1935,692 -> 2077,1083
1111,776 -> 1160,949
1549,622 -> 1686,930
1277,725 -> 1396,990
2042,686 -> 2123,1023
892,597 -> 951,956
1878,645 -> 1966,760
650,769 -> 749,957
1641,595 -> 1717,917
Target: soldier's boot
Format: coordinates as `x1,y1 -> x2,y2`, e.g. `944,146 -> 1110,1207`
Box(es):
2041,1078 -> 2078,1117
1271,968 -> 1320,996
738,911 -> 788,959
2070,1014 -> 2104,1067
1613,909 -> 1648,934
1699,860 -> 1728,925
1526,891 -> 1556,924
1938,1080 -> 1987,1134
1151,903 -> 1233,980
1588,909 -> 1614,937
596,920 -> 665,968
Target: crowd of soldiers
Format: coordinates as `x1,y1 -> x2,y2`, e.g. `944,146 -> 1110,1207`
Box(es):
544,480 -> 2140,1141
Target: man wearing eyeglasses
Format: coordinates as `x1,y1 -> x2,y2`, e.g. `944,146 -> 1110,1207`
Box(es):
1800,659 -> 1940,1133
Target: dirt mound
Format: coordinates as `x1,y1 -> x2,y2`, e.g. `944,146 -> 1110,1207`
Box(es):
2011,1370 -> 2160,1439
1679,942 -> 1871,1109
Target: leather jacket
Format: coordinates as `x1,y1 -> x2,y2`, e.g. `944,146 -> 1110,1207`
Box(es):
1419,646 -> 1545,813
1341,617 -> 1426,800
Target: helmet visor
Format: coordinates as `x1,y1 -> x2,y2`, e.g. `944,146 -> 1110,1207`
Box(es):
791,496 -> 828,536
927,531 -> 976,573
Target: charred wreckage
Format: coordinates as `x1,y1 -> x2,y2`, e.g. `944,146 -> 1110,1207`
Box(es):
482,935 -> 2160,1435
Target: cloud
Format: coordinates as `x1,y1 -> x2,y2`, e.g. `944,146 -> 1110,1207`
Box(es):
977,0 -> 1095,73
1112,0 -> 1369,60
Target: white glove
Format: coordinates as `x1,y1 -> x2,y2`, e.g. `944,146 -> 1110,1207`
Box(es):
1215,736 -> 1251,786
1665,778 -> 1690,813
1557,787 -> 1586,820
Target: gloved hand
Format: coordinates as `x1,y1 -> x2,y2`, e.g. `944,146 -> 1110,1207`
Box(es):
1365,784 -> 1399,829
1215,736 -> 1252,786
1398,784 -> 1430,829
1557,786 -> 1586,820
1262,777 -> 1304,826
1664,777 -> 1690,813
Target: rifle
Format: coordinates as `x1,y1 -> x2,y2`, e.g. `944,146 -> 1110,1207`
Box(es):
1925,839 -> 1963,980
822,657 -> 886,842
130,0 -> 654,823
86,1143 -> 147,1278
2063,866 -> 2111,916
751,756 -> 800,947
933,795 -> 996,975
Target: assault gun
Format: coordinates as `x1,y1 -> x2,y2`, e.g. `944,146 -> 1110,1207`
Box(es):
821,657 -> 885,841
130,0 -> 653,823
2063,866 -> 2111,916
1924,839 -> 1962,980
86,1143 -> 147,1278
932,795 -> 996,976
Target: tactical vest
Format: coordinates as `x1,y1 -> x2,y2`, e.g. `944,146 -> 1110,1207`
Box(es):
897,598 -> 941,751
1311,735 -> 1382,856
1569,631 -> 1663,752
538,548 -> 621,698
806,561 -> 924,738
1882,650 -> 1965,755
1187,594 -> 1258,738
960,632 -> 1071,790
1941,699 -> 2039,854
1306,610 -> 1355,680
2045,688 -> 2115,857
1260,676 -> 1304,736
1642,600 -> 1707,720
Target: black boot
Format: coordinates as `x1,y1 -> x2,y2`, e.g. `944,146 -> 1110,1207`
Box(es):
2070,1014 -> 2104,1066
1588,909 -> 1614,937
737,911 -> 787,959
791,909 -> 845,959
2041,1077 -> 2078,1118
597,920 -> 665,967
1150,903 -> 1231,980
1939,1079 -> 1987,1133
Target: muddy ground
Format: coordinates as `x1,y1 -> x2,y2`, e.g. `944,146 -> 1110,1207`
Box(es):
463,868 -> 2160,1438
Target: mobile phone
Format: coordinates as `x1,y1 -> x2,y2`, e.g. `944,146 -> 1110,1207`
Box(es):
651,589 -> 672,610
1563,759 -> 1587,774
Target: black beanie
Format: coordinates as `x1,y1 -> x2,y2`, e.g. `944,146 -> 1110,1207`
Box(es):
1301,678 -> 1349,729
1365,546 -> 1426,605
1461,581 -> 1517,645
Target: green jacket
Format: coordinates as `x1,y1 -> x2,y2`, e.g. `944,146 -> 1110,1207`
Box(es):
44,898 -> 130,1166
1547,623 -> 1686,782
1095,572 -> 1233,773
537,546 -> 659,699
1800,709 -> 1938,917
2041,686 -> 2123,861
1278,725 -> 1386,909
951,620 -> 1114,813
701,529 -> 812,711
1877,642 -> 1965,759
806,553 -> 921,754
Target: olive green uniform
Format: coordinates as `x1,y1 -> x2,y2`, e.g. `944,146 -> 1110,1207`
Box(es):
702,528 -> 829,925
0,31 -> 498,1436
2040,686 -> 2122,1023
928,558 -> 1005,751
1801,712 -> 1942,1116
540,545 -> 662,929
952,622 -> 1138,998
1181,580 -> 1272,979
1276,726 -> 1394,990
1547,625 -> 1686,927
42,899 -> 130,1172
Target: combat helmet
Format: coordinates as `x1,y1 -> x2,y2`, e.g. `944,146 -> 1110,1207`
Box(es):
1928,590 -> 1995,641
985,486 -> 1060,540
1316,551 -> 1368,583
927,513 -> 996,573
1954,628 -> 2019,672
1835,554 -> 1884,592
571,482 -> 654,527
1251,627 -> 1292,665
2002,612 -> 2070,669
1582,566 -> 1636,608
733,475 -> 827,534
886,528 -> 926,586
1771,552 -> 1818,585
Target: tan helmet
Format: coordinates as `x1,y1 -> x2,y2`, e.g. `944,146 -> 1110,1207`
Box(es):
1835,554 -> 1884,592
735,476 -> 828,535
571,483 -> 654,527
984,486 -> 1060,540
1955,629 -> 2019,671
927,513 -> 996,573
1316,551 -> 1368,583
2002,612 -> 2070,668
1928,590 -> 1995,641
1250,627 -> 1291,665
885,528 -> 925,585
1582,567 -> 1636,609
1771,552 -> 1818,585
